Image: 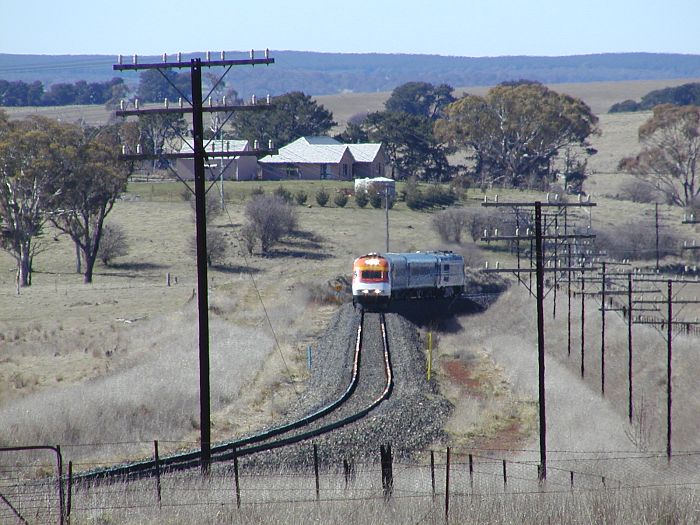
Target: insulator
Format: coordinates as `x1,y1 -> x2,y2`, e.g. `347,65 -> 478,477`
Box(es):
254,139 -> 259,149
578,194 -> 582,203
208,97 -> 213,107
117,54 -> 123,65
546,192 -> 550,203
266,93 -> 271,104
133,54 -> 138,64
178,97 -> 183,108
483,229 -> 488,238
251,94 -> 256,105
134,98 -> 139,109
162,53 -> 167,62
515,228 -> 520,236
222,95 -> 227,106
121,145 -> 126,154
685,265 -> 689,273
221,50 -> 226,60
119,100 -> 125,111
250,49 -> 255,60
206,51 -> 211,61
177,52 -> 182,62
494,228 -> 499,237
495,194 -> 499,202
164,98 -> 169,109
483,195 -> 488,202
265,48 -> 269,59
268,139 -> 274,150
496,261 -> 500,269
485,261 -> 489,269
136,144 -> 141,154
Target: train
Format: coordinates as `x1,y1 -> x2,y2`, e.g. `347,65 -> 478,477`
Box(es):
352,251 -> 466,307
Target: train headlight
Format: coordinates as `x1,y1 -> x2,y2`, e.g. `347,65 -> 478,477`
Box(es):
374,289 -> 382,294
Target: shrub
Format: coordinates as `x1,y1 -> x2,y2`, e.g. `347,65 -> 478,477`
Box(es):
594,220 -> 680,262
250,186 -> 265,198
189,190 -> 222,223
189,228 -> 228,266
97,224 -> 128,266
432,209 -> 470,244
244,194 -> 298,255
294,190 -> 308,205
618,179 -> 661,204
333,191 -> 348,207
315,187 -> 329,207
424,184 -> 457,207
354,189 -> 369,208
274,185 -> 294,204
369,191 -> 383,209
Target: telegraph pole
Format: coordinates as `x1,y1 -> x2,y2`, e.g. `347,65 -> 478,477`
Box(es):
114,51 -> 275,473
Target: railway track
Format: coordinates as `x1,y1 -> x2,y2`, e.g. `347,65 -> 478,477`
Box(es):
74,310 -> 393,484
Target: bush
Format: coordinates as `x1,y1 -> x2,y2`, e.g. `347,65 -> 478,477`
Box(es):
594,220 -> 680,262
250,186 -> 265,198
354,189 -> 369,208
315,187 -> 329,207
189,190 -> 222,223
432,209 -> 470,244
189,228 -> 228,266
244,194 -> 298,255
618,179 -> 661,204
369,191 -> 383,209
97,224 -> 128,266
294,190 -> 308,205
333,191 -> 348,207
424,184 -> 457,207
274,185 -> 294,204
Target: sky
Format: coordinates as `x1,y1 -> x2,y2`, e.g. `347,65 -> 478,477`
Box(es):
2,0 -> 700,57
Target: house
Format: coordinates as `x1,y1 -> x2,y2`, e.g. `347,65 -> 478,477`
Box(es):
174,139 -> 258,181
257,136 -> 388,181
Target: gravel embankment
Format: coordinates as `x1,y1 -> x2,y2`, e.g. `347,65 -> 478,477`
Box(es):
235,304 -> 453,471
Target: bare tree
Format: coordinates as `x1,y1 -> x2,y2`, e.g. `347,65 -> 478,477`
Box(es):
431,209 -> 470,243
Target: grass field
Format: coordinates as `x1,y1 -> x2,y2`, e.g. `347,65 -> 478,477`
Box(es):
2,79 -> 700,522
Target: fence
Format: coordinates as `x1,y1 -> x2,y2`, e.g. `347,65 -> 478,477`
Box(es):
3,443 -> 699,524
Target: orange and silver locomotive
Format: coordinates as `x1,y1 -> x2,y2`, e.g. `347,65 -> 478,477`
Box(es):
352,251 -> 465,307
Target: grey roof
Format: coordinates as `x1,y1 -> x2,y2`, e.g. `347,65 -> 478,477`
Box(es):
178,139 -> 249,154
259,136 -> 383,165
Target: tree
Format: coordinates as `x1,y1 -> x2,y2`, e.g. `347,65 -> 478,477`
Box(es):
136,113 -> 187,171
363,110 -> 452,180
619,104 -> 700,207
243,194 -> 297,255
435,81 -> 599,189
385,81 -> 455,120
231,91 -> 336,146
0,114 -> 67,286
137,69 -> 190,103
50,123 -> 129,283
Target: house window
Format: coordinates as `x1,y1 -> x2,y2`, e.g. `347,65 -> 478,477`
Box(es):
286,165 -> 300,178
320,164 -> 330,179
343,164 -> 348,178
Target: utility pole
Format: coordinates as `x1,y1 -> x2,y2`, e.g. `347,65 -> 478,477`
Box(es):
114,51 -> 275,473
481,195 -> 597,481
385,185 -> 390,252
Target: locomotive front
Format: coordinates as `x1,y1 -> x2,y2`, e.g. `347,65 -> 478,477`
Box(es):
352,254 -> 391,307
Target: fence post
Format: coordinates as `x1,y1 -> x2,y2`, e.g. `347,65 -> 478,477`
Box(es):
233,447 -> 241,509
153,440 -> 162,507
56,445 -> 64,525
66,461 -> 72,525
468,453 -> 473,490
430,450 -> 435,499
445,447 -> 451,522
502,459 -> 507,491
314,444 -> 320,501
380,443 -> 393,500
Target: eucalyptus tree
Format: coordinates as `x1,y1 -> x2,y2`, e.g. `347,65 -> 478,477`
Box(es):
0,113 -> 67,286
435,81 -> 599,188
619,104 -> 700,207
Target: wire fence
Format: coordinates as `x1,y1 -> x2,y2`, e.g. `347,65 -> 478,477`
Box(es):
2,443 -> 699,524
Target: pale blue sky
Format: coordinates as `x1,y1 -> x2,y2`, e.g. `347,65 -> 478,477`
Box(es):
3,0 -> 699,57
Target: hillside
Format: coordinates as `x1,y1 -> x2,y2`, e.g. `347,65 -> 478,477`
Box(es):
3,51 -> 700,97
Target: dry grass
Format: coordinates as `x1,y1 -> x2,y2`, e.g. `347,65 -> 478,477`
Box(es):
2,80 -> 700,522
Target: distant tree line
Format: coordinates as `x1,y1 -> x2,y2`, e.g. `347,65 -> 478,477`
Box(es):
0,78 -> 128,107
609,82 -> 700,113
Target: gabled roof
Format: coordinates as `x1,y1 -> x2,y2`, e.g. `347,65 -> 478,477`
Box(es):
347,143 -> 383,162
259,136 -> 383,165
178,139 -> 249,155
